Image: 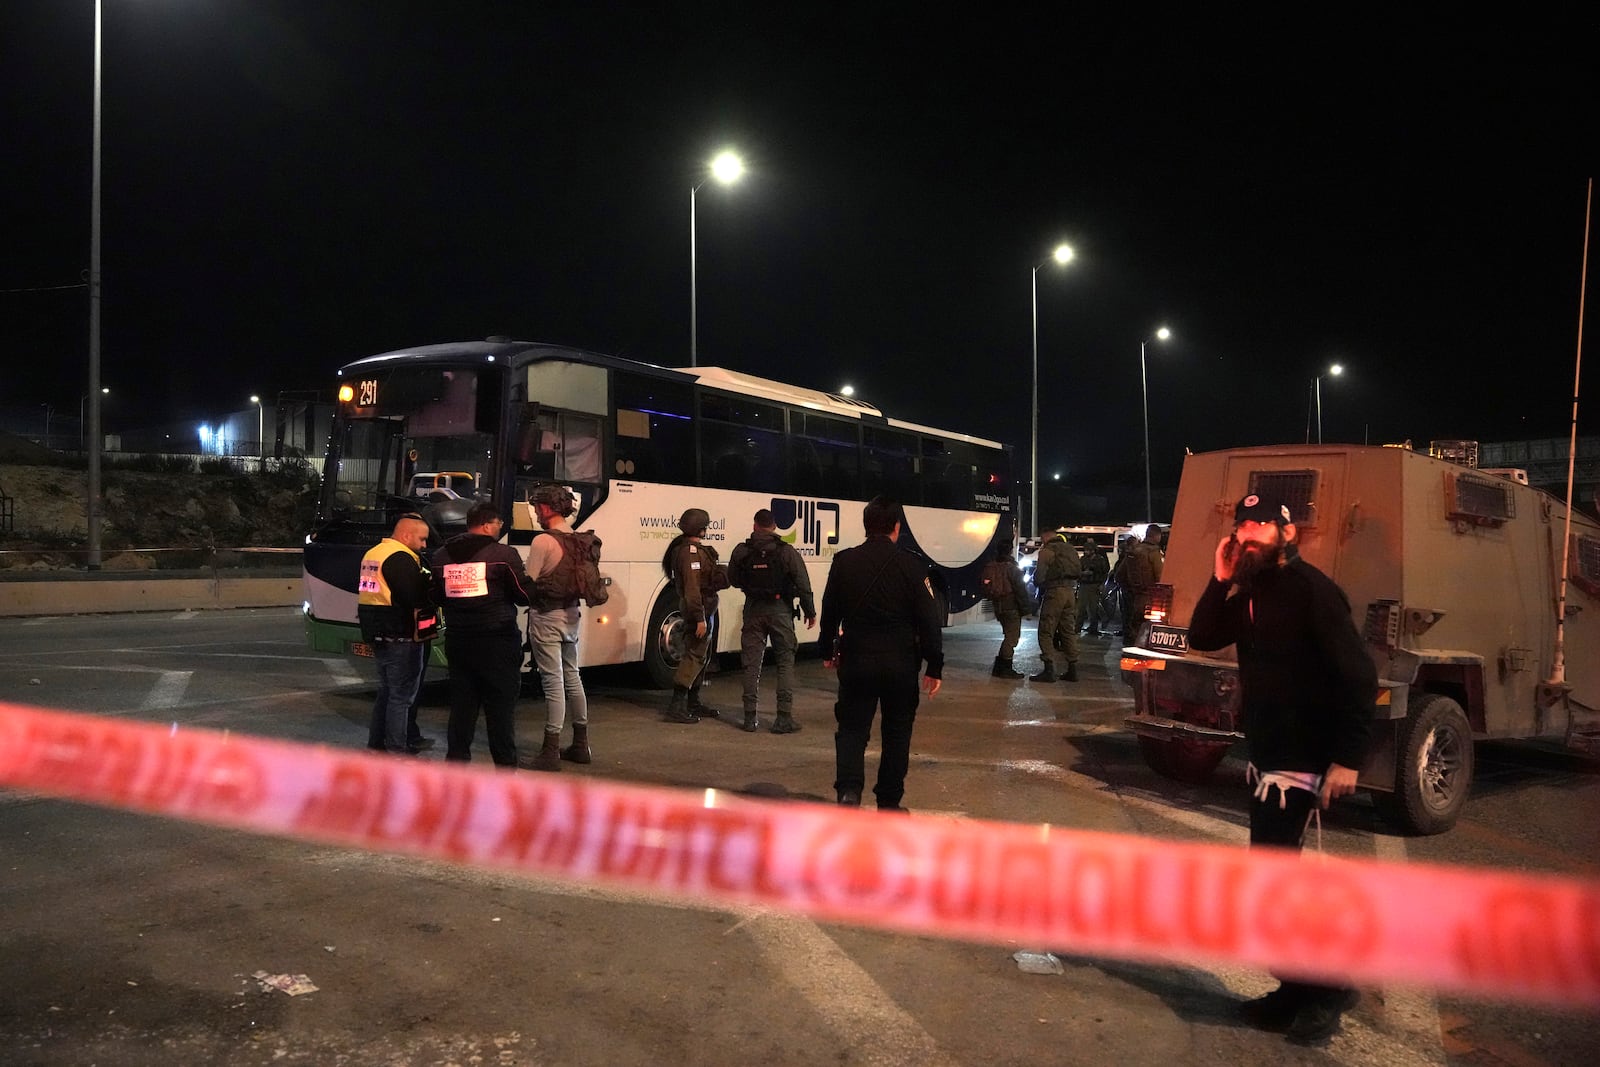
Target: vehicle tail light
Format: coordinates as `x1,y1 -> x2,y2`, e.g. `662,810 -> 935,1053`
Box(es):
1144,583 -> 1174,622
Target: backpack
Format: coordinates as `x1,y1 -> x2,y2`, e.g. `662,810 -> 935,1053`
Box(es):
738,538 -> 787,597
537,530 -> 610,607
1039,539 -> 1082,584
980,560 -> 1014,602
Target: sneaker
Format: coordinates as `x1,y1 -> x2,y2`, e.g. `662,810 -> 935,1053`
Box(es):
408,736 -> 437,751
770,715 -> 803,734
1237,985 -> 1302,1032
1285,990 -> 1359,1046
837,789 -> 862,807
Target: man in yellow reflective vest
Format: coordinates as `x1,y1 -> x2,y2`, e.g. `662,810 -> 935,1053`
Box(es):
358,513 -> 438,754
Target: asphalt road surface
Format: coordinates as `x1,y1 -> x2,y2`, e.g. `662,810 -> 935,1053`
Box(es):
0,608 -> 1595,1066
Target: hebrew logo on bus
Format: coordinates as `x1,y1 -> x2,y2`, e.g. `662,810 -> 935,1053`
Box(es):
769,498 -> 841,558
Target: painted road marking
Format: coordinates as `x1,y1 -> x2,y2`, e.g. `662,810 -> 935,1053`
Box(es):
139,670 -> 193,711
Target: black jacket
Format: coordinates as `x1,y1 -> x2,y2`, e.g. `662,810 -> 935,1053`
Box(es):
431,533 -> 531,636
818,536 -> 944,679
728,530 -> 817,620
1187,549 -> 1376,773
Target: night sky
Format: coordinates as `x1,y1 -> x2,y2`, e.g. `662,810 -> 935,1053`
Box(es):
3,3 -> 1594,494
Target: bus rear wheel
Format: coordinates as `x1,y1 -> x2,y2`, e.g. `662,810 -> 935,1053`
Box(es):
644,592 -> 687,689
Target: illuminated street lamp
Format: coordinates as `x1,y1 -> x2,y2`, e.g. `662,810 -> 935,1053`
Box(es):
1307,363 -> 1345,444
1031,243 -> 1075,535
1140,326 -> 1172,522
840,384 -> 855,397
80,387 -> 109,452
251,395 -> 264,459
689,149 -> 745,367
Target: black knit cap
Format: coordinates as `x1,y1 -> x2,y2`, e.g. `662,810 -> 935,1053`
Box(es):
1234,493 -> 1292,525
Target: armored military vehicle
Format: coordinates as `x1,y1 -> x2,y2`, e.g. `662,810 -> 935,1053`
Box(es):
1121,442 -> 1598,834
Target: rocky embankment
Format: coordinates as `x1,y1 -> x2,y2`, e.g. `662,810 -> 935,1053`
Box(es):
0,446 -> 318,572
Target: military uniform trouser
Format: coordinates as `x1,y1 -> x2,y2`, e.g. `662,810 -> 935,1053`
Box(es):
741,600 -> 798,712
1123,589 -> 1150,643
1037,584 -> 1078,667
995,606 -> 1022,659
674,612 -> 715,689
1077,582 -> 1106,631
833,655 -> 921,809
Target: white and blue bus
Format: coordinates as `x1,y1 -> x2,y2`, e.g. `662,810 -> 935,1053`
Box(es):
303,339 -> 1017,685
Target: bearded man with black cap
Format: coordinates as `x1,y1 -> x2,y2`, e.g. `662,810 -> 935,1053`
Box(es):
1187,492 -> 1377,1046
661,506 -> 726,723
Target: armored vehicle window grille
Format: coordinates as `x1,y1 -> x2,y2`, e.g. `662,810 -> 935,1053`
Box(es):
1248,470 -> 1317,525
1447,472 -> 1515,524
1574,534 -> 1600,597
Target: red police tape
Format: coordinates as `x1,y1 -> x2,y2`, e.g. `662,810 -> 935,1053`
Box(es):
1,702 -> 1596,1008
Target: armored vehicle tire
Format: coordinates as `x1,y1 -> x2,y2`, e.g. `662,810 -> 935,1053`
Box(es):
1382,693 -> 1475,836
643,591 -> 718,690
1138,735 -> 1231,784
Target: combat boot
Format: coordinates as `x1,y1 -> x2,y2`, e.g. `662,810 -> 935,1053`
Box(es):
530,728 -> 562,772
992,656 -> 1024,679
1064,661 -> 1079,683
741,710 -> 760,732
687,685 -> 720,720
662,686 -> 699,724
771,710 -> 802,734
1031,663 -> 1058,683
561,722 -> 592,764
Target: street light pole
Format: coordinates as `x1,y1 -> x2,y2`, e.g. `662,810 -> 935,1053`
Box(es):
1140,326 -> 1172,522
1030,243 -> 1074,536
80,387 -> 108,452
87,0 -> 104,569
1311,362 -> 1344,444
689,150 -> 744,367
251,395 -> 264,459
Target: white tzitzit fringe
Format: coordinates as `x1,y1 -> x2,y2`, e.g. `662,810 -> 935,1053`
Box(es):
1246,763 -> 1325,856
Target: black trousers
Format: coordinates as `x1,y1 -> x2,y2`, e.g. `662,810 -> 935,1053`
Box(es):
443,630 -> 522,767
833,656 -> 920,807
1250,784 -> 1354,1005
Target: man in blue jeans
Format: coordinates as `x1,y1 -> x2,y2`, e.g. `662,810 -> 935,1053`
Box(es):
523,484 -> 592,771
358,513 -> 437,755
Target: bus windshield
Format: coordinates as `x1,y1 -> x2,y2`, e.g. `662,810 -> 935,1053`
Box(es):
319,366 -> 499,522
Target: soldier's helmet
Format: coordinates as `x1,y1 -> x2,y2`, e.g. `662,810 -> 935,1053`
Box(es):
677,508 -> 711,536
528,484 -> 576,517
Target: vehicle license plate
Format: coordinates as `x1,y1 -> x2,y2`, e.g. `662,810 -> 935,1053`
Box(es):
1145,624 -> 1189,654
348,641 -> 375,658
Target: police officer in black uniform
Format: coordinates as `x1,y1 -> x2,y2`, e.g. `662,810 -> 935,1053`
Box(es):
432,502 -> 532,767
818,496 -> 944,812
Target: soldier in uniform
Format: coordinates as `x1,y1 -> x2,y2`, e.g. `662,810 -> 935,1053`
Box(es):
661,507 -> 725,724
1030,529 -> 1081,682
818,496 -> 944,811
1077,538 -> 1111,636
728,509 -> 816,733
1116,525 -> 1166,641
982,544 -> 1033,678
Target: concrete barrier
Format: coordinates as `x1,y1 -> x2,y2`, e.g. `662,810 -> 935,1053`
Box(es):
0,573 -> 304,617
